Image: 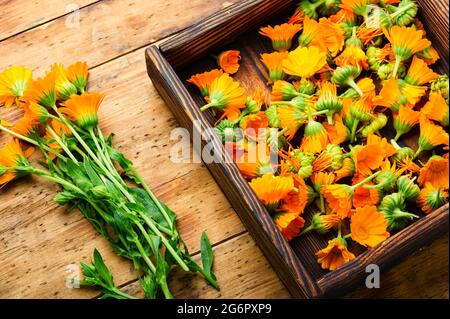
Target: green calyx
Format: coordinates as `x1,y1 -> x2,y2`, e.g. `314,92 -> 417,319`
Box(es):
58,81 -> 78,101
397,175 -> 420,201
391,146 -> 414,164
265,104 -> 281,128
287,150 -> 315,179
269,70 -> 286,82
326,144 -> 344,171
377,63 -> 406,81
272,40 -> 292,52
215,119 -> 240,142
431,74 -> 449,104
299,0 -> 326,20
425,185 -> 447,212
304,119 -> 326,137
389,0 -> 418,26
245,96 -> 261,114
370,171 -> 397,192
11,79 -> 29,98
379,192 -> 418,231
306,185 -> 318,205
332,65 -> 361,86
297,78 -> 316,95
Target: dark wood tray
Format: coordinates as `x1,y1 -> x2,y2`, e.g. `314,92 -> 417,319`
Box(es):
146,0 -> 449,298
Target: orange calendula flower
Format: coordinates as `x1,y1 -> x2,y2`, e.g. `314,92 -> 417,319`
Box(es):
288,8 -> 305,25
60,92 -> 105,130
416,116 -> 449,158
298,16 -> 322,47
417,45 -> 440,65
217,50 -> 241,75
280,175 -> 308,214
316,238 -> 355,271
200,73 -> 246,121
393,105 -> 420,141
322,183 -> 355,218
373,78 -> 405,112
383,25 -> 431,77
259,23 -> 302,52
271,80 -> 300,101
352,175 -> 380,208
0,66 -> 33,107
335,45 -> 369,70
22,71 -> 56,108
51,63 -> 78,101
353,144 -> 385,177
418,156 -> 449,189
315,81 -> 343,124
66,61 -> 89,93
317,18 -> 346,57
187,69 -> 223,97
357,27 -> 384,46
335,157 -> 355,181
0,140 -> 32,187
282,46 -> 327,79
277,105 -> 308,139
404,56 -> 439,86
340,0 -> 378,17
399,81 -> 427,106
274,211 -> 305,241
417,183 -> 448,214
303,213 -> 341,235
323,114 -> 348,145
240,112 -> 269,141
231,142 -> 275,180
261,52 -> 289,82
249,174 -> 294,210
421,92 -> 449,127
350,205 -> 389,248
13,102 -> 42,137
311,171 -> 335,193
300,119 -> 328,154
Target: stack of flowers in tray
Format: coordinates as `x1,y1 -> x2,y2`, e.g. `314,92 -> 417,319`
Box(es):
187,0 -> 449,271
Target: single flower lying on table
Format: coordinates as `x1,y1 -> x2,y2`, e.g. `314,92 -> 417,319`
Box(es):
187,0 -> 449,271
0,62 -> 218,299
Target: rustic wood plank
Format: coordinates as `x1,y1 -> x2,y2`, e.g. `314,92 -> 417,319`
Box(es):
0,0 -> 99,41
0,49 -> 245,298
0,0 -> 239,74
346,234 -> 449,299
121,232 -> 291,299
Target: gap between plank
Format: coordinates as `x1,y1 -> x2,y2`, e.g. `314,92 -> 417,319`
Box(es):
0,0 -> 104,43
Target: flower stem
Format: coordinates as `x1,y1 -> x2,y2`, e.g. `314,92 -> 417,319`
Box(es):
0,124 -> 67,161
300,224 -> 315,236
347,79 -> 363,97
159,277 -> 174,299
200,102 -> 217,112
413,146 -> 423,159
46,125 -> 79,163
394,131 -> 403,141
393,57 -> 401,78
352,171 -> 381,189
350,119 -> 359,144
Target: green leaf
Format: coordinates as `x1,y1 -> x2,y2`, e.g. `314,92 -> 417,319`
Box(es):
140,274 -> 158,299
83,158 -> 103,186
108,146 -> 133,171
200,232 -> 214,275
92,249 -> 114,288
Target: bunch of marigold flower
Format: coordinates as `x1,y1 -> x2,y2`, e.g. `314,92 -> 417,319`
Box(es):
0,62 -> 219,298
187,0 -> 449,271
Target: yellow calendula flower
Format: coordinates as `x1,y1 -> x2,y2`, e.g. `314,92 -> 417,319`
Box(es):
0,140 -> 32,188
60,92 -> 105,130
282,46 -> 327,79
249,174 -> 294,211
259,23 -> 302,52
0,66 -> 33,107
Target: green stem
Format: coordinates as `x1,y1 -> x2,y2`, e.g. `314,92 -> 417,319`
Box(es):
319,193 -> 325,213
393,208 -> 418,220
393,57 -> 401,78
111,288 -> 138,299
350,119 -> 359,144
352,171 -> 381,189
343,234 -> 352,240
133,238 -> 157,273
300,224 -> 315,236
390,2 -> 416,18
394,131 -> 403,141
0,124 -> 67,161
337,222 -> 342,238
390,138 -> 401,150
200,102 -> 217,112
46,125 -> 79,163
132,221 -> 157,272
347,79 -> 363,97
159,278 -> 174,299
413,146 -> 423,159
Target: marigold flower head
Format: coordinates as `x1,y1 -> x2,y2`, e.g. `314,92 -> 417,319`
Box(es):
335,45 -> 369,70
261,52 -> 289,82
393,105 -> 420,141
51,63 -> 78,101
404,56 -> 439,86
280,175 -> 308,214
317,18 -> 346,57
417,116 -> 449,156
22,71 -> 56,108
298,16 -> 322,47
352,174 -> 380,208
331,65 -> 362,96
397,175 -> 420,201
259,23 -> 302,52
421,92 -> 449,127
288,8 -> 305,25
383,25 -> 431,77
357,27 -> 384,46
323,114 -> 348,146
373,78 -> 405,112
352,144 -> 384,177
201,73 -> 246,121
13,103 -> 41,137
217,50 -> 241,75
249,174 -> 294,210
316,82 -> 343,124
187,69 -> 223,97
418,156 -> 449,189
60,92 -> 104,130
274,211 -> 305,241
350,205 -> 389,248
367,44 -> 395,71
316,237 -> 355,271
417,183 -> 448,214
340,0 -> 378,17
300,119 -> 328,154
0,140 -> 31,187
0,66 -> 32,107
417,45 -> 440,65
334,157 -> 355,181
399,81 -> 427,106
311,171 -> 336,193
306,213 -> 341,235
277,105 -> 307,139
282,46 -> 327,79
240,112 -> 269,142
322,183 -> 354,218
66,61 -> 89,93
233,143 -> 275,180
271,80 -> 299,101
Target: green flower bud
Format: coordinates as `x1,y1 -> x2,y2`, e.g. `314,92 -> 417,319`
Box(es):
91,185 -> 113,199
389,0 -> 418,26
265,104 -> 281,128
431,74 -> 449,104
397,176 -> 420,201
299,0 -> 323,20
391,146 -> 415,164
215,120 -> 241,143
306,185 -> 318,205
377,63 -> 406,80
245,96 -> 260,114
326,144 -> 344,171
374,171 -> 397,192
297,78 -> 316,95
379,193 -> 418,231
54,191 -> 78,205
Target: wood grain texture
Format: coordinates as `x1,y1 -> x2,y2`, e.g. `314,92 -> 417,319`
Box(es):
146,0 -> 450,299
0,0 -> 99,41
0,0 -> 239,74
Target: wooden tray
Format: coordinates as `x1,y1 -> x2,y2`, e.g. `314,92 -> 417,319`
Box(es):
146,0 -> 449,298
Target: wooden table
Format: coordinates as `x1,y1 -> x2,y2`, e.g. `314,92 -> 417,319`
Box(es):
0,0 -> 448,299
